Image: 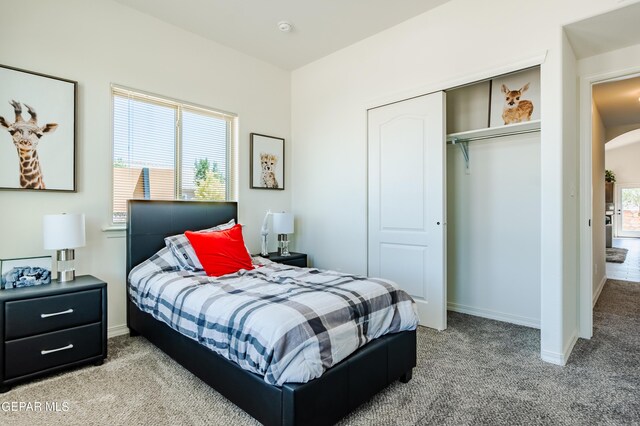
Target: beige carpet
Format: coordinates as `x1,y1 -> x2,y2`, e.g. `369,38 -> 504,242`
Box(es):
1,280 -> 639,425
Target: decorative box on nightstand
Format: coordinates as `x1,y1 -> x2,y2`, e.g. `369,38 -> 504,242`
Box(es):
262,252 -> 308,268
0,275 -> 107,393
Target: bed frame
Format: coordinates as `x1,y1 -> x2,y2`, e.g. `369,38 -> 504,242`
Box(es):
126,200 -> 416,426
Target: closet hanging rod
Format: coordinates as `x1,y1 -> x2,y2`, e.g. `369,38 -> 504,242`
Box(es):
446,127 -> 540,144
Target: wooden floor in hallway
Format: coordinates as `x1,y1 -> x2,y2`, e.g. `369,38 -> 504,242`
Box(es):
607,237 -> 640,282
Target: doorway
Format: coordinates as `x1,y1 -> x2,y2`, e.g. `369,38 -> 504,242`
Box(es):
616,184 -> 640,238
565,0 -> 640,344
580,71 -> 640,338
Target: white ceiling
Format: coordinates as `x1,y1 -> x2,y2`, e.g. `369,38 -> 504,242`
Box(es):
565,1 -> 640,60
113,0 -> 450,70
593,75 -> 640,127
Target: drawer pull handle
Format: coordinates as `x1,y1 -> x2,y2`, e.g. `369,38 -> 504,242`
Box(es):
40,308 -> 74,319
41,344 -> 74,355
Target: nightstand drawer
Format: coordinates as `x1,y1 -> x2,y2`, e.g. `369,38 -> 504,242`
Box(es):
5,323 -> 102,379
280,257 -> 307,267
260,252 -> 308,267
5,289 -> 101,340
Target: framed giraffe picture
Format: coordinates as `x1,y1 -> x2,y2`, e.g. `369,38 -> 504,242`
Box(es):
0,64 -> 77,192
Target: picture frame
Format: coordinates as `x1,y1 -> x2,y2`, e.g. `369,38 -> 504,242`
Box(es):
0,64 -> 77,192
250,133 -> 285,190
489,67 -> 540,128
0,256 -> 53,289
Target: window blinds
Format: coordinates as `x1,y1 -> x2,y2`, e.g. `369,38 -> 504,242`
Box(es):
112,86 -> 237,223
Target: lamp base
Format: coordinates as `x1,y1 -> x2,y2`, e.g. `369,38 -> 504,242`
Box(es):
58,269 -> 75,282
277,234 -> 290,256
56,249 -> 76,282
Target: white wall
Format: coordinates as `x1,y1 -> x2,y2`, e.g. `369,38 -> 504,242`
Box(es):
606,141 -> 640,183
446,135 -> 541,327
0,0 -> 291,335
579,42 -> 640,78
592,104 -> 606,296
560,31 -> 579,361
291,0 -> 625,363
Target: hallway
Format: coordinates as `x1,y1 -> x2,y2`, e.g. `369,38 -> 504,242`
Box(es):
607,237 -> 640,282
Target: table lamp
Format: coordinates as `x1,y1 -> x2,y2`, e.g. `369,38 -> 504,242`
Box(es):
43,213 -> 86,282
272,212 -> 294,256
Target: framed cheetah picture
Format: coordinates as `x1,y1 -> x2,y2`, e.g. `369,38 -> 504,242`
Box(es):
250,133 -> 285,190
0,64 -> 77,192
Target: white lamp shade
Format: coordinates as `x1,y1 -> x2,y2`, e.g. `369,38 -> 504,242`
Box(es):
272,212 -> 294,234
43,213 -> 86,250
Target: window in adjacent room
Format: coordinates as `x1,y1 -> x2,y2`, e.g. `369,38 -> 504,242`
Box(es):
111,86 -> 237,224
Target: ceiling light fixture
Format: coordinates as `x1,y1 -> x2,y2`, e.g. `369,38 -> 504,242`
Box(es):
277,21 -> 293,33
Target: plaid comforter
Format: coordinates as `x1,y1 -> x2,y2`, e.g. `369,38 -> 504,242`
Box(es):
128,248 -> 418,386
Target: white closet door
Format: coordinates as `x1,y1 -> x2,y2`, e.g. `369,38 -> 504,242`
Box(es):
368,92 -> 447,330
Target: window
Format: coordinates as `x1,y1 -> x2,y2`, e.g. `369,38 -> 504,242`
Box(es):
112,86 -> 237,223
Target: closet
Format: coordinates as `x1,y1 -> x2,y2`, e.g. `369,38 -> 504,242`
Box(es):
368,67 -> 541,330
445,67 -> 541,328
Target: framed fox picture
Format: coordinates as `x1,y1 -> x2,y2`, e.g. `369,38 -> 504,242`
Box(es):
0,64 -> 77,192
250,133 -> 285,190
489,67 -> 540,128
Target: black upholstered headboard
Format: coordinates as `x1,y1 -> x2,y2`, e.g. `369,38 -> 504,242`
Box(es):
126,200 -> 238,279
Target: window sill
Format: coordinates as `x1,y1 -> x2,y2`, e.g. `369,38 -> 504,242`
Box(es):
102,224 -> 126,238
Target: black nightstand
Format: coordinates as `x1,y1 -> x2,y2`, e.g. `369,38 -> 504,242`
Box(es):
0,275 -> 107,392
262,252 -> 308,268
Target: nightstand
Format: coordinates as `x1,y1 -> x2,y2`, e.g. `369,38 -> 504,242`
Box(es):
263,252 -> 308,267
0,275 -> 107,392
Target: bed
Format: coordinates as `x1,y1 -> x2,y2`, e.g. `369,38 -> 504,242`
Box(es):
126,200 -> 417,426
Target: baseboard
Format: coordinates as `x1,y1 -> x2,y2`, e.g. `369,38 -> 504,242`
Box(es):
540,329 -> 578,366
447,302 -> 540,329
108,324 -> 129,339
593,275 -> 607,307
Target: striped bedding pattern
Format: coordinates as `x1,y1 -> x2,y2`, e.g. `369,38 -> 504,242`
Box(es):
128,248 -> 418,386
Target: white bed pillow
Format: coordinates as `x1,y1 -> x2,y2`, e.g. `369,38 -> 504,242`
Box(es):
165,219 -> 236,271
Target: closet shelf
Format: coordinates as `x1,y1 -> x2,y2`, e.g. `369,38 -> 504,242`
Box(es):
446,119 -> 541,143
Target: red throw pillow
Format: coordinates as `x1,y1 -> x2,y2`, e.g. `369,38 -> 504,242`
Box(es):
185,224 -> 253,277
